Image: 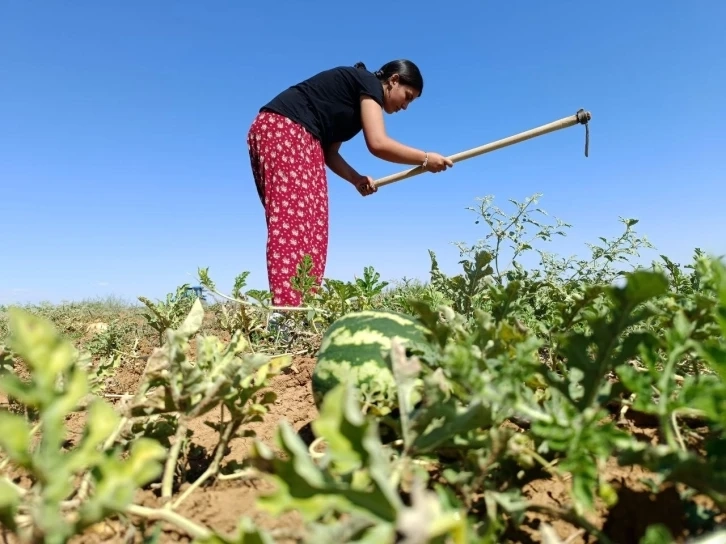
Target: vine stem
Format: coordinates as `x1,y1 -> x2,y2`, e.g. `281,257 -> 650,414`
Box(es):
308,436 -> 327,459
170,419 -> 239,510
201,284 -> 327,315
217,468 -> 259,481
520,446 -> 566,482
13,505 -> 214,542
671,410 -> 686,451
124,504 -> 211,540
656,344 -> 690,450
390,340 -> 417,455
161,418 -> 189,500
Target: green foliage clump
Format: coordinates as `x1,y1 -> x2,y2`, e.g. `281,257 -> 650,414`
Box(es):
244,194 -> 726,543
3,193 -> 726,544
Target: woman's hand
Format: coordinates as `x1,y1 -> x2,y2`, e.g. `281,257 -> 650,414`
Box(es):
353,175 -> 378,197
423,152 -> 454,173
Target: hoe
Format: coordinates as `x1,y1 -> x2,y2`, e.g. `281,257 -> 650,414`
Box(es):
372,109 -> 591,188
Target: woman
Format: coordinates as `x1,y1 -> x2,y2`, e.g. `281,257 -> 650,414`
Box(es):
247,59 -> 453,307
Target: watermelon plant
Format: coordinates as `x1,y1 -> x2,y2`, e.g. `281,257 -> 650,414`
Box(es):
248,258 -> 726,542
243,195 -> 726,542
256,382 -> 471,543
3,193 -> 726,543
0,307 -> 166,543
0,300 -> 289,542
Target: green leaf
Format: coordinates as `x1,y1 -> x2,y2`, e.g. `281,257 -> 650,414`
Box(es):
612,269 -> 669,309
0,411 -> 33,467
311,381 -> 368,474
411,400 -> 493,454
255,421 -> 352,520
6,307 -> 76,398
177,298 -> 205,338
81,437 -> 166,524
255,384 -> 401,524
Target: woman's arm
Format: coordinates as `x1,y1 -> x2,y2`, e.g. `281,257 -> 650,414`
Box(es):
359,97 -> 453,172
324,142 -> 377,196
359,97 -> 428,165
324,142 -> 360,183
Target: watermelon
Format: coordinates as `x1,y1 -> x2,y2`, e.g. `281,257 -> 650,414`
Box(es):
311,309 -> 430,416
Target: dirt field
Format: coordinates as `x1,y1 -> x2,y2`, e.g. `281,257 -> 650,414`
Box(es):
108,354 -> 320,543
2,312 -> 721,543
72,360 -> 714,542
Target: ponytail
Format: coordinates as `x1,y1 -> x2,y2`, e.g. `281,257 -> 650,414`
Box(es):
354,59 -> 423,94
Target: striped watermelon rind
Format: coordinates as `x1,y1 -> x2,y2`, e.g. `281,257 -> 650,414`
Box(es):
311,310 -> 430,416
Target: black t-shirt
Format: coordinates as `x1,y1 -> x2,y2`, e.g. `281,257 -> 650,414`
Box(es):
260,66 -> 384,148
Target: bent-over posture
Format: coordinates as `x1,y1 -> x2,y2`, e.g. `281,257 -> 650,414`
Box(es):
247,59 -> 452,307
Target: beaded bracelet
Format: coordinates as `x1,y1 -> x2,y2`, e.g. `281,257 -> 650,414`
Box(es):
422,152 -> 428,169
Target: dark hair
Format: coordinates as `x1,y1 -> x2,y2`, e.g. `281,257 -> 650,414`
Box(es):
354,59 -> 424,95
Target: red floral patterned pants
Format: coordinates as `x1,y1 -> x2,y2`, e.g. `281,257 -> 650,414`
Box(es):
247,111 -> 329,307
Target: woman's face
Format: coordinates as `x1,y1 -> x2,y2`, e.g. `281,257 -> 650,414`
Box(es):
382,74 -> 420,114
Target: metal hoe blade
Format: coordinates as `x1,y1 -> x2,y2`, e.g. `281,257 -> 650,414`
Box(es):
372,109 -> 592,188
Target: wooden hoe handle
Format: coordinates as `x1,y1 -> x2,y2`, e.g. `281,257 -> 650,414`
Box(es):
372,109 -> 592,188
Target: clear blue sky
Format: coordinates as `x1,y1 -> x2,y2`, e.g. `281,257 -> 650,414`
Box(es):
2,1 -> 724,305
